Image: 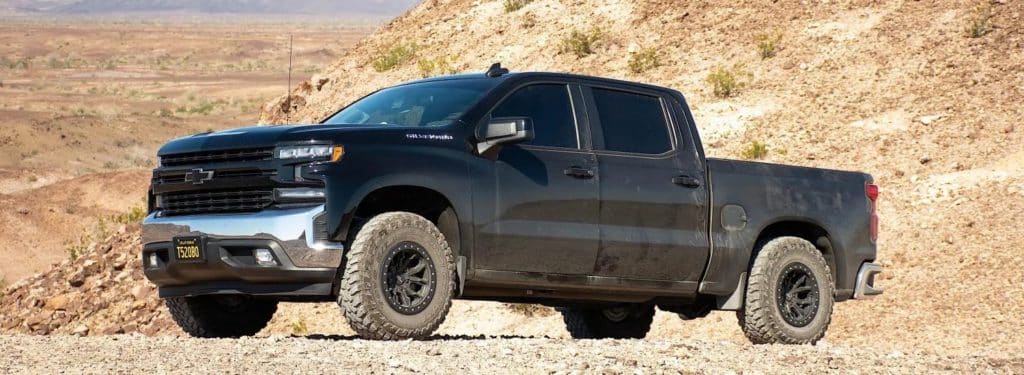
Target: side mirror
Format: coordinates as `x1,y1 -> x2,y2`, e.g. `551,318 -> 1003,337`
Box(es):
477,117 -> 534,154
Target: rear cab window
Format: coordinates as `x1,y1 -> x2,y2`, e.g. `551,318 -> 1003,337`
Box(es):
588,87 -> 673,155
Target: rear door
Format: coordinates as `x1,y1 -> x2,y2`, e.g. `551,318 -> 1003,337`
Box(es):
583,84 -> 710,283
473,82 -> 601,275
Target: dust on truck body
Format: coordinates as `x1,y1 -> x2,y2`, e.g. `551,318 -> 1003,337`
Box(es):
142,66 -> 883,343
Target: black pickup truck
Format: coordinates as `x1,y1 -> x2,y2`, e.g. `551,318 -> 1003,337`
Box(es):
142,65 -> 882,344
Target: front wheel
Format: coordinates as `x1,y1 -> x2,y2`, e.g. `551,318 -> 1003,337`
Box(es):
559,304 -> 655,339
166,295 -> 277,338
338,212 -> 456,340
737,236 -> 834,344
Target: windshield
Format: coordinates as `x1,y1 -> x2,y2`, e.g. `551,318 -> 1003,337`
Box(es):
323,79 -> 496,127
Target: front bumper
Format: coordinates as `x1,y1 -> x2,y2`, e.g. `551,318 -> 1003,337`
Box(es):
141,205 -> 344,298
853,262 -> 883,299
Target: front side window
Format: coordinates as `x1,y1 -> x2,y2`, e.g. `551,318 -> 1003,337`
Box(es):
491,84 -> 578,149
323,79 -> 495,127
591,88 -> 672,154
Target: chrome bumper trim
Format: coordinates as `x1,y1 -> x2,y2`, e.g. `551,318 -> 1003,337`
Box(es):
853,262 -> 883,299
142,205 -> 343,268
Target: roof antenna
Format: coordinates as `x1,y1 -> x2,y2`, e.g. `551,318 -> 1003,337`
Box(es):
285,34 -> 294,123
485,62 -> 509,78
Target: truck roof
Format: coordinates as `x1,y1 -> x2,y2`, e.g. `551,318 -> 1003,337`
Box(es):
400,70 -> 680,96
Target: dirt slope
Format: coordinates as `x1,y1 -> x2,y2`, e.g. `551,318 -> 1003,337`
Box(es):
258,0 -> 1024,355
0,170 -> 149,281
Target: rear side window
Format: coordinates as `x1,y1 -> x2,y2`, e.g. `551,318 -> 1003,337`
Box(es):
591,88 -> 672,154
491,84 -> 578,149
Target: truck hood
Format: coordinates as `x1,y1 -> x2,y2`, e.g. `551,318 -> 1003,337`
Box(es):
157,124 -> 460,156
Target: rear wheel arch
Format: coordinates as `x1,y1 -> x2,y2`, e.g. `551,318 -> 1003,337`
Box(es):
751,220 -> 838,287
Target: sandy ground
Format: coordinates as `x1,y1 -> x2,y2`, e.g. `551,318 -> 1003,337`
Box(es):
2,335 -> 1021,374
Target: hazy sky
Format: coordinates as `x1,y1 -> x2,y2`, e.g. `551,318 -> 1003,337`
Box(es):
3,0 -> 423,17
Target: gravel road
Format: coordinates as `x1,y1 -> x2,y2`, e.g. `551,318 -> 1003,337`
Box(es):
1,335 -> 1020,374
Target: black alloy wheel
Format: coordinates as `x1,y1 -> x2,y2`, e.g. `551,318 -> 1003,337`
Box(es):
775,262 -> 820,327
380,241 -> 437,315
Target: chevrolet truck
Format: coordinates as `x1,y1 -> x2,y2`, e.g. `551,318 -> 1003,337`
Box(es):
142,65 -> 883,344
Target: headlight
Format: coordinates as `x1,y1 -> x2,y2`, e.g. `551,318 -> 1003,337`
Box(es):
277,145 -> 333,160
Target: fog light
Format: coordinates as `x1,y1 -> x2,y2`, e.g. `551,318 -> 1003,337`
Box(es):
254,249 -> 277,266
276,188 -> 325,200
148,253 -> 159,268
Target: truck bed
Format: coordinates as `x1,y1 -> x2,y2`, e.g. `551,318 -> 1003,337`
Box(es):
700,158 -> 877,300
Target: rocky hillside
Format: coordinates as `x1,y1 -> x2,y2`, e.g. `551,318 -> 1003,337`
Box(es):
260,0 -> 1024,354
0,224 -> 176,336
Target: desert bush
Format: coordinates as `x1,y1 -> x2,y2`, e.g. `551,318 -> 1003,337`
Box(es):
503,0 -> 534,12
47,56 -> 77,69
706,64 -> 750,98
965,4 -> 995,38
628,46 -> 661,74
0,56 -> 31,69
560,27 -> 605,58
372,42 -> 418,72
290,319 -> 309,335
417,55 -> 462,78
112,206 -> 147,225
504,303 -> 556,317
742,141 -> 769,160
754,32 -> 783,59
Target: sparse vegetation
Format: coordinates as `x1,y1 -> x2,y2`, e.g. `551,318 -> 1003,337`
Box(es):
754,32 -> 783,59
559,27 -> 605,58
965,4 -> 995,38
0,275 -> 6,303
290,319 -> 309,335
418,55 -> 463,78
504,303 -> 556,317
0,56 -> 31,69
628,46 -> 661,74
742,141 -> 769,160
372,42 -> 418,72
111,206 -> 147,225
503,0 -> 534,12
706,64 -> 751,98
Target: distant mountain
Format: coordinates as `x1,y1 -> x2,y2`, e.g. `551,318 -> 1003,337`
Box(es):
2,0 -> 421,17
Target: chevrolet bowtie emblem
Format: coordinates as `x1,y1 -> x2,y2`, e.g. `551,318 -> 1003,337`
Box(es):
184,168 -> 214,185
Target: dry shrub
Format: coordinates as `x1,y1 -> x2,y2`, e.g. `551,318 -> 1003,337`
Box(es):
372,42 -> 418,72
754,32 -> 782,59
560,27 -> 605,58
628,46 -> 661,74
504,303 -> 556,317
965,4 -> 995,38
706,64 -> 751,98
742,141 -> 769,160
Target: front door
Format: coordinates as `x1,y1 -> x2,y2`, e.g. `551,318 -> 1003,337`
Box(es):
585,85 -> 710,282
474,83 -> 600,275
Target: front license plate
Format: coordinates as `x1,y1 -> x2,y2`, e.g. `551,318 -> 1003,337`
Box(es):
172,236 -> 205,263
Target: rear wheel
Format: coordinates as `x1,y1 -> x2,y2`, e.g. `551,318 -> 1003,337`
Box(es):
737,236 -> 834,344
166,295 -> 277,338
559,304 -> 655,339
338,212 -> 456,340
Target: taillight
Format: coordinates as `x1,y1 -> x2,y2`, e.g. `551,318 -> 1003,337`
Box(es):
866,182 -> 880,242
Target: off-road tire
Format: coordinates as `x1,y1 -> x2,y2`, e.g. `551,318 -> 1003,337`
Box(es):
559,304 -> 655,339
338,212 -> 456,340
737,236 -> 834,345
166,295 -> 277,338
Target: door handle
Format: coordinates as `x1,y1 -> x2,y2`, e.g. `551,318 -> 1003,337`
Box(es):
672,175 -> 702,188
563,166 -> 595,179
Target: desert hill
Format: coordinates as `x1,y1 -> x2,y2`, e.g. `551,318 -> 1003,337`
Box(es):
260,0 -> 1024,354
1,0 -> 1022,358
